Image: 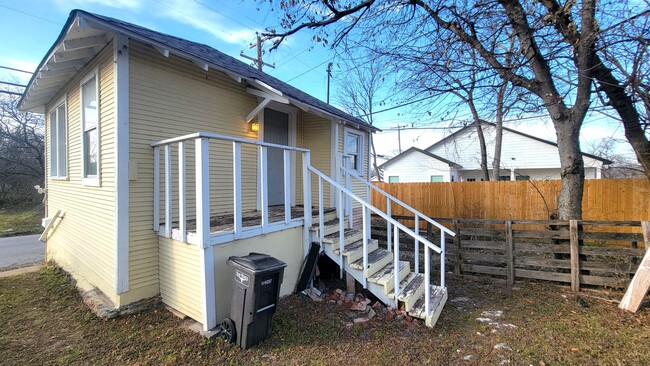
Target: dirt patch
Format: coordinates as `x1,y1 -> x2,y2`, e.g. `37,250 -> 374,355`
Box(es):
1,266 -> 649,365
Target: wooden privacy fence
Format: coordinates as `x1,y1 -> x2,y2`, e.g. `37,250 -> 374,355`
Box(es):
371,216 -> 650,290
371,179 -> 650,222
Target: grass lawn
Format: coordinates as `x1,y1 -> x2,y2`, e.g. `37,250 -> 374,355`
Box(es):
0,204 -> 43,237
1,267 -> 649,365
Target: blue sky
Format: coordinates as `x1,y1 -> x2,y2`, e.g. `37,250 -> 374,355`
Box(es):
0,0 -> 635,159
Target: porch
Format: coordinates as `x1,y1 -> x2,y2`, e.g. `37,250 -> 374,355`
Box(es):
151,131 -> 453,332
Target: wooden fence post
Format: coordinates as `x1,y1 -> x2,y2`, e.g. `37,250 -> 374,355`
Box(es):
570,220 -> 580,292
506,220 -> 514,285
619,221 -> 650,312
453,220 -> 461,275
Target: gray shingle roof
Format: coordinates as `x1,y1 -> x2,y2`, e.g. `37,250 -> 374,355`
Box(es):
80,10 -> 374,130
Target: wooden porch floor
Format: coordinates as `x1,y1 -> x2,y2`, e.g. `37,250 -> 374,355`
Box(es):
168,206 -> 336,234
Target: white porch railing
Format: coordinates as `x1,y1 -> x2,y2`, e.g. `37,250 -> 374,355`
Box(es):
151,132 -> 312,250
310,164 -> 455,316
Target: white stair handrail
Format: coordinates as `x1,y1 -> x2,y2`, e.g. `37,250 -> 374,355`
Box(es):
341,164 -> 455,236
309,165 -> 443,254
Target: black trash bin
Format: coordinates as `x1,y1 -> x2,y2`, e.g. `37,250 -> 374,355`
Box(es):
222,252 -> 287,349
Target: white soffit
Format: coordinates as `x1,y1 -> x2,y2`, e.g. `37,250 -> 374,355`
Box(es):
21,15 -> 110,112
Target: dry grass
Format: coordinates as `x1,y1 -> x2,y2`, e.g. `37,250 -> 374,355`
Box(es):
1,266 -> 649,365
0,204 -> 43,237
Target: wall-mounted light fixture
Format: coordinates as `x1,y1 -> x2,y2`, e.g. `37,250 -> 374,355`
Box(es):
250,121 -> 260,133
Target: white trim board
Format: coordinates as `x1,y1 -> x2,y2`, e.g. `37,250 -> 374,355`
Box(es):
114,34 -> 129,294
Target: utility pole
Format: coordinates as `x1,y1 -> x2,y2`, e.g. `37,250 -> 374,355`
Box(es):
240,33 -> 275,72
395,124 -> 408,153
326,62 -> 332,104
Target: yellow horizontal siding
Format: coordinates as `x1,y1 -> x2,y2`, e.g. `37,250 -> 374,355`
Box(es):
158,237 -> 203,322
127,40 -> 260,294
302,113 -> 332,206
45,43 -> 117,302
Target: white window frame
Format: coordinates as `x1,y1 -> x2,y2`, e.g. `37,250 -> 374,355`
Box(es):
430,175 -> 444,182
343,128 -> 365,175
80,68 -> 100,186
49,96 -> 68,179
388,176 -> 400,183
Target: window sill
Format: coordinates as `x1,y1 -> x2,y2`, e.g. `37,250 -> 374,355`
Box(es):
49,176 -> 69,181
82,177 -> 101,187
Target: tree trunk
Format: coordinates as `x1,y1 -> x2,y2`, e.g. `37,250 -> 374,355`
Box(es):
554,115 -> 585,220
370,135 -> 381,181
591,59 -> 650,183
492,83 -> 507,181
467,99 -> 491,181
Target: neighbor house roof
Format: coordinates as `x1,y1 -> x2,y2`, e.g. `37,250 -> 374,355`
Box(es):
19,10 -> 378,132
378,147 -> 461,170
425,122 -> 612,164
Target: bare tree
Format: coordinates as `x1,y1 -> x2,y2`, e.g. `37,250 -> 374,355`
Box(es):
262,0 -> 612,220
0,88 -> 44,205
333,55 -> 387,181
586,137 -> 644,178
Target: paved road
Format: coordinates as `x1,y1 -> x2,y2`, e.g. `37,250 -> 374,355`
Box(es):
0,235 -> 44,270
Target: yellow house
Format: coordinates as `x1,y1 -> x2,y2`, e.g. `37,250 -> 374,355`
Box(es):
20,10 -> 453,332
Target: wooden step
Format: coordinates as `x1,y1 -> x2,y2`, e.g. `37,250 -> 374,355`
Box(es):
322,228 -> 362,246
311,207 -> 337,223
333,239 -> 378,263
310,218 -> 348,236
387,273 -> 426,311
349,249 -> 392,277
367,260 -> 410,294
409,286 -> 447,328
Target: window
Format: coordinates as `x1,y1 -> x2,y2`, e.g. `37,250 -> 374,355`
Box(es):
344,129 -> 364,174
516,175 -> 530,181
498,176 -> 510,181
49,101 -> 67,178
430,175 -> 444,182
388,176 -> 400,183
81,72 -> 99,185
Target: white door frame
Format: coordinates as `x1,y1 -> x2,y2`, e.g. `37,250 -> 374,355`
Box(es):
256,101 -> 297,210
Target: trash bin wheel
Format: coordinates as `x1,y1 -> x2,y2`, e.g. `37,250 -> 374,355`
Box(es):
219,318 -> 236,343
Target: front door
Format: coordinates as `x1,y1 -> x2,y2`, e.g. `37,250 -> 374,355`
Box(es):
263,108 -> 289,206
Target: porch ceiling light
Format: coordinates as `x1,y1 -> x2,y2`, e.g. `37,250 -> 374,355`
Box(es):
250,121 -> 260,133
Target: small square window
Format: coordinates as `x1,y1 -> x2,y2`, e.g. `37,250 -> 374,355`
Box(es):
388,176 -> 399,183
430,175 -> 444,182
344,129 -> 364,175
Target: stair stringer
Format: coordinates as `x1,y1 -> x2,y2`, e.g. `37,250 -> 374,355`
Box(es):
321,242 -> 398,308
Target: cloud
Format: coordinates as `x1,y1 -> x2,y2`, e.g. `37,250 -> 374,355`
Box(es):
158,0 -> 257,45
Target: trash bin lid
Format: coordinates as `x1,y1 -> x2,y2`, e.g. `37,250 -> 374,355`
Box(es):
227,252 -> 287,273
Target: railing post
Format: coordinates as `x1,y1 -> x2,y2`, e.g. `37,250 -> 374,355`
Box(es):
362,206 -> 369,288
425,233 -> 431,315
387,200 -> 392,252
178,141 -> 186,242
195,138 -> 210,246
259,146 -> 268,232
338,186 -> 345,278
284,150 -> 291,224
415,215 -> 420,273
195,137 -> 215,331
302,151 -> 312,256
393,227 -> 400,307
453,220 -> 461,275
153,146 -> 160,231
164,144 -> 172,238
344,157 -> 353,228
319,177 -> 324,244
505,220 -> 514,285
440,231 -> 446,289
233,142 -> 242,238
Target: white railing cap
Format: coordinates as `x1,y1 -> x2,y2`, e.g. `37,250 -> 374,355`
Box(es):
151,131 -> 310,152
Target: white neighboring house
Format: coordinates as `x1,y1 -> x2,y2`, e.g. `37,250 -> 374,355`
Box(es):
379,147 -> 461,183
380,123 -> 611,182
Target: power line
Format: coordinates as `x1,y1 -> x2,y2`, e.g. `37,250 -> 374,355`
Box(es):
0,4 -> 61,26
0,65 -> 34,74
0,81 -> 27,88
286,57 -> 335,82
